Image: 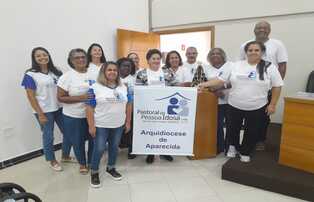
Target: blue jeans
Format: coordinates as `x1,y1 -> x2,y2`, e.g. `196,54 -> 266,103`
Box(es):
217,104 -> 228,154
34,108 -> 71,161
63,115 -> 94,166
91,126 -> 124,171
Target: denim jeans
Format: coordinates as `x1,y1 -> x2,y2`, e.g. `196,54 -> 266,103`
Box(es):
91,126 -> 124,171
34,108 -> 71,161
63,115 -> 94,166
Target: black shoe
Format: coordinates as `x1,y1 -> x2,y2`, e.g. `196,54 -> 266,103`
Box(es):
161,155 -> 173,162
106,168 -> 122,181
146,155 -> 155,164
90,172 -> 101,188
128,153 -> 137,159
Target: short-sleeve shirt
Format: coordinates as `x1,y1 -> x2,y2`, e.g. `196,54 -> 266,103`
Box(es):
57,69 -> 90,118
206,61 -> 233,105
21,71 -> 61,113
219,60 -> 284,110
239,38 -> 288,67
86,83 -> 130,128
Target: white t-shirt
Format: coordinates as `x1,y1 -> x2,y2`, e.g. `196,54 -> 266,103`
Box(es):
89,83 -> 128,128
21,71 -> 61,113
87,63 -> 102,83
219,60 -> 284,110
206,61 -> 233,105
147,68 -> 166,86
182,61 -> 208,82
239,38 -> 288,67
57,69 -> 90,118
171,66 -> 186,84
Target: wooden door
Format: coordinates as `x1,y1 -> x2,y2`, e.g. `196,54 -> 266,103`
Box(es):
117,29 -> 160,68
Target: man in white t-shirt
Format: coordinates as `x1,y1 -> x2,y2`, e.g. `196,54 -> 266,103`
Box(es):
240,21 -> 288,79
180,47 -> 209,86
239,20 -> 288,150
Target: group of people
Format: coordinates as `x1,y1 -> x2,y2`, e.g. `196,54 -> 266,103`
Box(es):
21,20 -> 287,188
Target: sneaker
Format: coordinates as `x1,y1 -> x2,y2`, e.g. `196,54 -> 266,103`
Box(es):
146,155 -> 155,164
161,155 -> 173,162
226,145 -> 237,158
240,155 -> 250,163
128,153 -> 137,159
255,142 -> 266,151
50,161 -> 63,172
106,168 -> 122,181
90,172 -> 101,188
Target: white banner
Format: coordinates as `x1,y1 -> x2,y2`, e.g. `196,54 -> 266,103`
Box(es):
132,86 -> 197,156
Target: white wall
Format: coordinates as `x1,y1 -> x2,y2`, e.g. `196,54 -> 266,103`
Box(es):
151,2 -> 314,123
152,0 -> 314,28
160,31 -> 211,64
0,0 -> 148,162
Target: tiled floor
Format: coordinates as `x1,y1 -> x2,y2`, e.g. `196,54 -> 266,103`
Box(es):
0,150 -> 308,202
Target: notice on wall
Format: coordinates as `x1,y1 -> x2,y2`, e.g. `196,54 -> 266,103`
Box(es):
132,86 -> 197,156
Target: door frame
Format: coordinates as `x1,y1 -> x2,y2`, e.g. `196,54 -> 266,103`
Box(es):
153,26 -> 215,48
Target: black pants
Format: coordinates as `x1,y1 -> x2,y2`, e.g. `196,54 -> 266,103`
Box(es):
257,91 -> 272,142
217,104 -> 228,154
226,105 -> 267,156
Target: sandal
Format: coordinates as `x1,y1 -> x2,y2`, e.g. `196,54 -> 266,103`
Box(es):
50,161 -> 63,172
79,166 -> 89,175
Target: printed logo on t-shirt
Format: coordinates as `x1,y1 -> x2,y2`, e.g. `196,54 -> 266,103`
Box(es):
248,71 -> 257,79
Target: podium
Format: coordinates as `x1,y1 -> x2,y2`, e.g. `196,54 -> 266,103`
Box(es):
279,94 -> 314,174
192,91 -> 218,159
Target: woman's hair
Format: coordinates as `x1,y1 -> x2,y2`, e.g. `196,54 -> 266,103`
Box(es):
146,49 -> 162,61
97,61 -> 121,86
67,48 -> 87,69
87,43 -> 106,65
244,41 -> 269,80
165,50 -> 183,68
28,47 -> 62,76
116,57 -> 136,75
207,47 -> 227,64
127,52 -> 139,58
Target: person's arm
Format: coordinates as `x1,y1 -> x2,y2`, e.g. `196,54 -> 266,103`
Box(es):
197,79 -> 225,91
86,105 -> 96,138
125,103 -> 132,134
25,89 -> 47,124
57,87 -> 89,104
278,62 -> 287,79
266,87 -> 281,115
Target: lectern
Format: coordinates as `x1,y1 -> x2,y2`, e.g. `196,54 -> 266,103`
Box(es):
279,94 -> 314,174
192,91 -> 218,159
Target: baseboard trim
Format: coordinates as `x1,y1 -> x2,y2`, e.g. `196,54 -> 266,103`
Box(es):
0,143 -> 62,170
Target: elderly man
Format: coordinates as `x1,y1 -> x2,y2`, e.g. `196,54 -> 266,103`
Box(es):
239,20 -> 288,151
240,21 -> 288,78
181,46 -> 208,86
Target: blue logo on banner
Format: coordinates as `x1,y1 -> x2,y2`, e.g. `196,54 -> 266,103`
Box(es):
155,92 -> 190,116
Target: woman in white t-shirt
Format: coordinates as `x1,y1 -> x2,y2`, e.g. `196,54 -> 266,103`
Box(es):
162,50 -> 186,85
136,49 -> 176,164
86,62 -> 132,188
21,47 -> 74,171
206,48 -> 233,155
199,41 -> 283,162
57,49 -> 94,174
87,43 -> 106,82
117,57 -> 136,159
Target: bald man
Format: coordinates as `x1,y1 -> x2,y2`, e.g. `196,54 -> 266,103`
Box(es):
239,21 -> 288,151
240,21 -> 288,78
